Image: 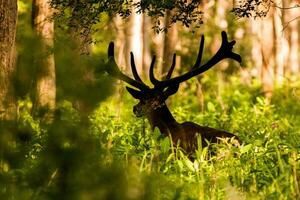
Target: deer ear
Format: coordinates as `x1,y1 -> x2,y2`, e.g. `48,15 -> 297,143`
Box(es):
163,84 -> 179,99
126,87 -> 143,99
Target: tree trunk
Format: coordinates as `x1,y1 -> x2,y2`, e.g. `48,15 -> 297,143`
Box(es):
126,0 -> 144,75
250,19 -> 263,83
152,26 -> 165,74
32,0 -> 56,116
162,10 -> 178,76
215,0 -> 229,72
273,1 -> 285,85
260,13 -> 275,98
288,4 -> 299,76
113,15 -> 127,70
281,0 -> 291,78
0,0 -> 18,120
142,14 -> 151,73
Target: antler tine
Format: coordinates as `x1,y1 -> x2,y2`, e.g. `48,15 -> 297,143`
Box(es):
149,55 -> 160,86
191,35 -> 204,71
130,52 -> 145,84
220,31 -> 242,62
156,31 -> 242,88
106,42 -> 149,91
108,42 -> 114,58
165,53 -> 176,80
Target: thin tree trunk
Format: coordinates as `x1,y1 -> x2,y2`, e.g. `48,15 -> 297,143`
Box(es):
162,10 -> 178,76
126,0 -> 144,75
281,0 -> 291,77
273,1 -> 285,85
112,15 -> 127,119
251,19 -> 263,82
260,12 -> 275,98
215,0 -> 229,72
113,15 -> 127,70
0,0 -> 18,120
289,4 -> 299,75
32,0 -> 56,116
152,27 -> 165,74
142,14 -> 151,73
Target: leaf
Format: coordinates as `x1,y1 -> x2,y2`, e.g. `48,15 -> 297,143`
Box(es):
184,158 -> 195,172
177,160 -> 183,170
207,102 -> 216,112
240,144 -> 252,154
166,153 -> 174,163
153,127 -> 161,140
161,137 -> 171,154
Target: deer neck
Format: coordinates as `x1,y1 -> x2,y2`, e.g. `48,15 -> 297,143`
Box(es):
147,104 -> 178,137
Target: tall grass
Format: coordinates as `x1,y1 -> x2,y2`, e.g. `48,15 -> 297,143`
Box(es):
1,77 -> 299,199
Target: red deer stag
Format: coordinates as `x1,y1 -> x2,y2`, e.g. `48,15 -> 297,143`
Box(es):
105,31 -> 242,154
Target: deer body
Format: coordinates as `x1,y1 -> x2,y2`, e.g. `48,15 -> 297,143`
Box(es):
145,103 -> 237,154
104,31 -> 242,154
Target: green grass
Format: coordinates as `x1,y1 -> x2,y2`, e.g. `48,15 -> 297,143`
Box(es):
88,77 -> 300,200
1,78 -> 300,200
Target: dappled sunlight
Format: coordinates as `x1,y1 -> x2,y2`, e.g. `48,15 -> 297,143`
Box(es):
0,0 -> 300,199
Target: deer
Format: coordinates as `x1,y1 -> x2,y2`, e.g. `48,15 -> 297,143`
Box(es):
104,31 -> 242,155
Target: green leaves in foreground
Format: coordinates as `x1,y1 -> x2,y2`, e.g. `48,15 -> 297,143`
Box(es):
1,79 -> 300,199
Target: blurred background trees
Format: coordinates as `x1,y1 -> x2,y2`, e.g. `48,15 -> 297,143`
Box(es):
50,0 -> 300,99
0,0 -> 300,199
2,0 -> 300,118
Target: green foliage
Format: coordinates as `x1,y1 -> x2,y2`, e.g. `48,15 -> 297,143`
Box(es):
54,34 -> 113,115
50,0 -> 203,33
1,78 -> 300,199
3,2 -> 300,198
233,0 -> 272,18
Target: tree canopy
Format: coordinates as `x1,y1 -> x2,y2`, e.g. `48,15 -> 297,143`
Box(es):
51,0 -> 271,32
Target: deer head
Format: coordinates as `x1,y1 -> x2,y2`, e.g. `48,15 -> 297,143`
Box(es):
105,31 -> 242,118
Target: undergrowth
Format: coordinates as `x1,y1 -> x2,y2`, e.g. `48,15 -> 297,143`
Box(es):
1,78 -> 300,200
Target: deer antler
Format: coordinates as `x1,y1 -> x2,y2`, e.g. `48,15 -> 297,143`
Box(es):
105,31 -> 241,93
191,35 -> 205,71
165,54 -> 176,80
106,42 -> 149,91
130,52 -> 145,84
152,31 -> 242,89
149,55 -> 160,86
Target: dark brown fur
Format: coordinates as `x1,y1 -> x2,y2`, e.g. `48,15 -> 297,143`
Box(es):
147,104 -> 239,154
